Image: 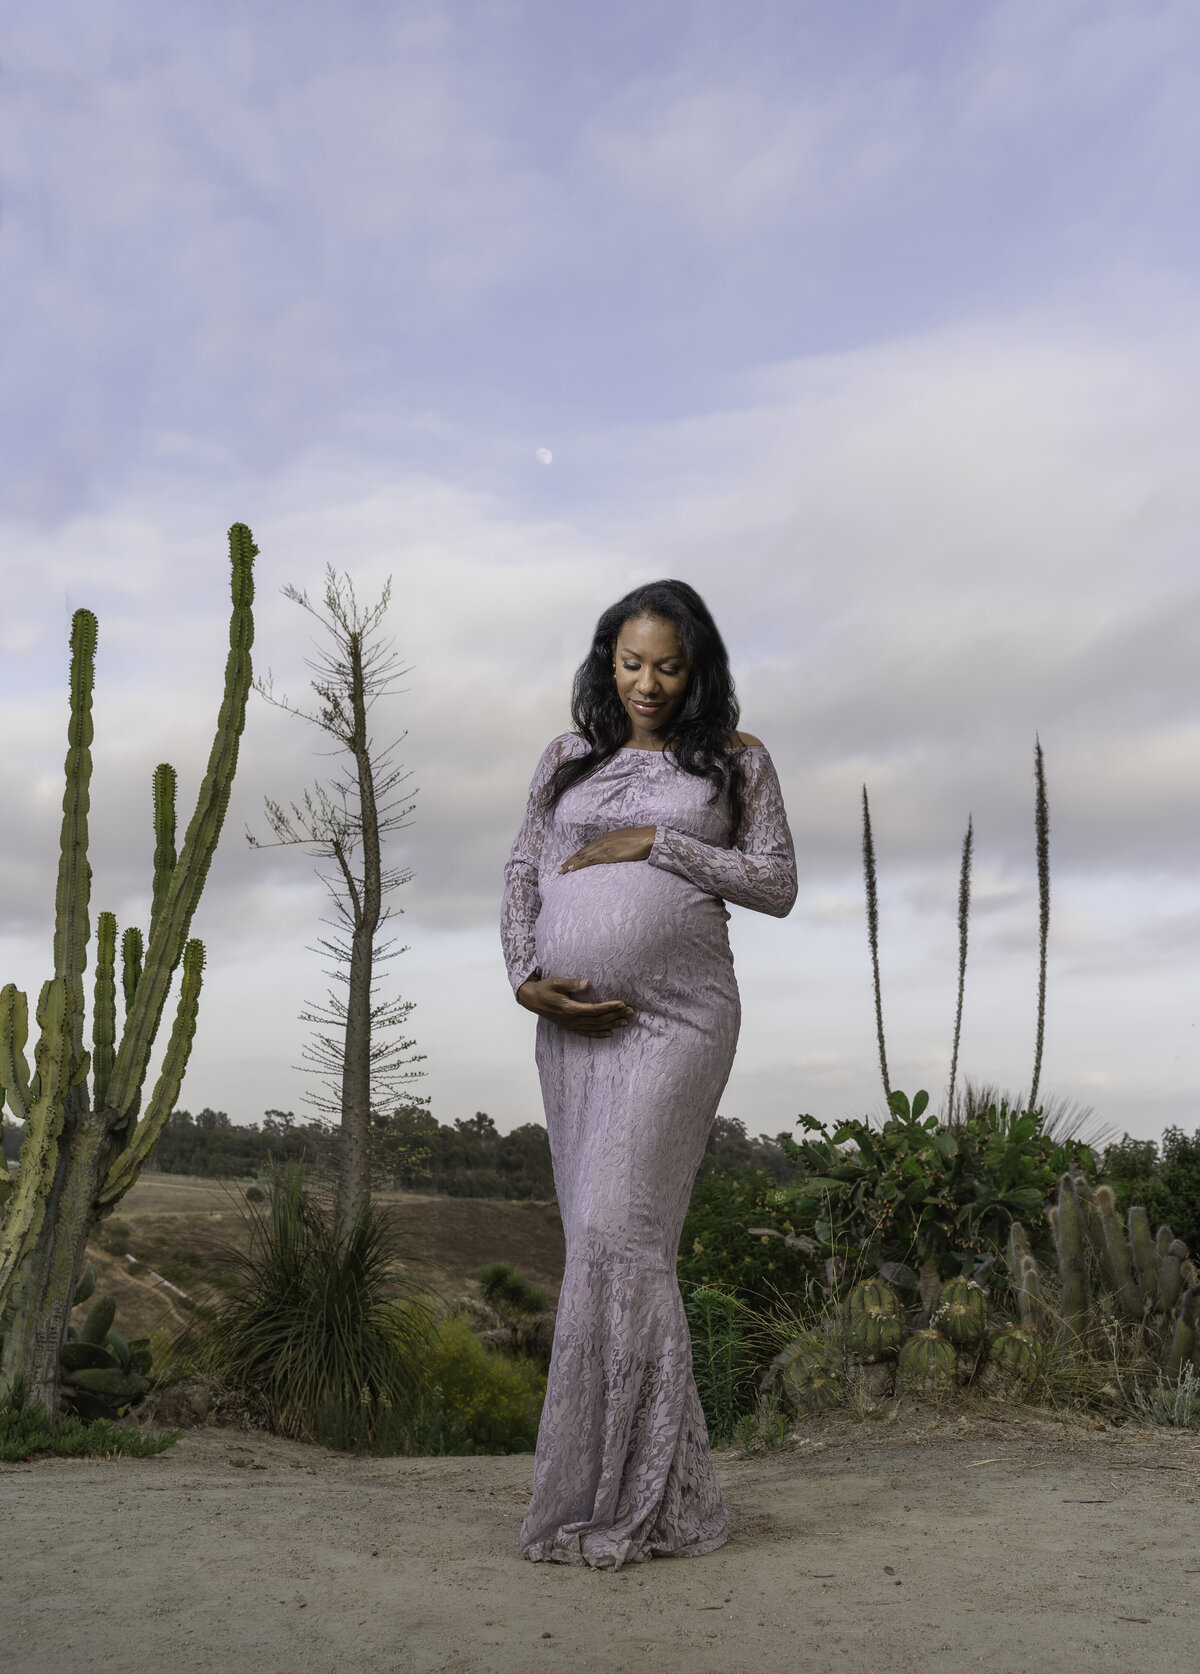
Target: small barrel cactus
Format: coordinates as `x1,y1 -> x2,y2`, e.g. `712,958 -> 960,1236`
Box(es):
846,1278 -> 904,1362
764,1332 -> 842,1413
933,1277 -> 988,1347
898,1329 -> 957,1395
988,1324 -> 1043,1384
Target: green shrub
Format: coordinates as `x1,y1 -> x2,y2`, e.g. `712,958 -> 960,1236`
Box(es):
679,1166 -> 813,1297
684,1286 -> 758,1443
0,1394 -> 179,1462
1101,1127 -> 1200,1250
402,1316 -> 545,1455
767,1093 -> 1094,1284
478,1261 -> 546,1317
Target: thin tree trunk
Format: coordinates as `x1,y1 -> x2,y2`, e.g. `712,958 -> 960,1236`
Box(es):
334,631 -> 383,1240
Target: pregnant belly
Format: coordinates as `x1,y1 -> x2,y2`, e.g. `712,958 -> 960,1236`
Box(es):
535,862 -> 732,1006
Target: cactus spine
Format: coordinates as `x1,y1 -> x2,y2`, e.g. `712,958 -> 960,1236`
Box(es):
0,525 -> 256,1411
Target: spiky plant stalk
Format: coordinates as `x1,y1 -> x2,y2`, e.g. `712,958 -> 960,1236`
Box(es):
0,525 -> 256,1410
1029,737 -> 1050,1111
946,816 -> 973,1124
861,786 -> 890,1104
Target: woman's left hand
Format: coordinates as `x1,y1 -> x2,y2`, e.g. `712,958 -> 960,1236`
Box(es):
559,826 -> 656,873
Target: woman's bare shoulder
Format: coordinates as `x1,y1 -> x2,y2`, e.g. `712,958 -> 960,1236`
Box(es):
731,730 -> 764,748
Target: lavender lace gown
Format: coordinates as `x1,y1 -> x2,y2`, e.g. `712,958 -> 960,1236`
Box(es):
501,735 -> 797,1569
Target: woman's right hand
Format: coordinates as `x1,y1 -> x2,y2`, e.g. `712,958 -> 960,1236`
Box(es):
516,976 -> 633,1037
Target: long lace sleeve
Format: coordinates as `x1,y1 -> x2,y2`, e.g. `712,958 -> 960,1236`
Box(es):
647,746 -> 797,918
501,735 -> 582,993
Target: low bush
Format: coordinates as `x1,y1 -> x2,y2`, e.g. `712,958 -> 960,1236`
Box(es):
400,1316 -> 546,1455
0,1394 -> 179,1462
678,1167 -> 812,1298
684,1286 -> 758,1443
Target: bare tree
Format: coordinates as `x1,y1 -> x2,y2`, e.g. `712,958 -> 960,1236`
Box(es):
249,568 -> 423,1237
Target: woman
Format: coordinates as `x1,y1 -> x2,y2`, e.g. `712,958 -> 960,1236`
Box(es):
501,580 -> 797,1570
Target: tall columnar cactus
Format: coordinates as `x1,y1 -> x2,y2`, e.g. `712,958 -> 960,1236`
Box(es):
0,525 -> 256,1412
1055,1173 -> 1089,1347
1127,1206 -> 1159,1310
1093,1184 -> 1143,1321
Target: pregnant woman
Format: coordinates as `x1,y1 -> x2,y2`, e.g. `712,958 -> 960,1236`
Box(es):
501,580 -> 797,1570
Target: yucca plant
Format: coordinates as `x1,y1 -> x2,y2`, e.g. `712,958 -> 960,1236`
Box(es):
188,1166 -> 430,1444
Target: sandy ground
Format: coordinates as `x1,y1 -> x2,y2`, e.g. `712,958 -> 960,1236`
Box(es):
6,1404 -> 1200,1674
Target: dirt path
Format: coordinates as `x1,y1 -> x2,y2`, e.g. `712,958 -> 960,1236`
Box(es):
6,1406 -> 1199,1673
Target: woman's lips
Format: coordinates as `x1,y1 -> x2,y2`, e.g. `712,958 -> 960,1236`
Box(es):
632,700 -> 663,712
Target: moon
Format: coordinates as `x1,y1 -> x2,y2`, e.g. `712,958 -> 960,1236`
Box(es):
535,447 -> 553,465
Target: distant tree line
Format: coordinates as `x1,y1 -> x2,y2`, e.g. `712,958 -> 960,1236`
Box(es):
128,1105 -> 557,1200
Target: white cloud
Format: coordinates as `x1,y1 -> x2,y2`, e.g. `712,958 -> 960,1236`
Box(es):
3,306 -> 1199,1139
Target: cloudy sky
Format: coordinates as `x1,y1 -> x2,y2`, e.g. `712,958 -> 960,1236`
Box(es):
3,0 -> 1198,1144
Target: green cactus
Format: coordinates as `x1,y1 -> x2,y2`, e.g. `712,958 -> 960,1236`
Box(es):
91,912 -> 117,1111
1070,1173 -> 1107,1272
150,762 -> 177,944
988,1323 -> 1043,1385
1093,1184 -> 1142,1320
1127,1206 -> 1158,1309
1163,1286 -> 1199,1381
79,1294 -> 116,1345
64,1366 -> 149,1401
72,1260 -> 96,1308
1055,1173 -> 1090,1346
765,1333 -> 842,1413
846,1278 -> 903,1361
0,525 -> 257,1414
58,1287 -> 156,1418
933,1276 -> 988,1347
1158,1237 -> 1187,1316
898,1329 -> 957,1394
59,1340 -> 113,1372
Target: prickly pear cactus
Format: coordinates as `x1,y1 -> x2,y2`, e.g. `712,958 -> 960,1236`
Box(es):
897,1329 -> 957,1395
933,1277 -> 988,1347
846,1278 -> 904,1362
58,1285 -> 155,1420
764,1332 -> 842,1413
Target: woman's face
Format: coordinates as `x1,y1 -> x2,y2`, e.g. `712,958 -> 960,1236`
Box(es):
612,614 -> 690,741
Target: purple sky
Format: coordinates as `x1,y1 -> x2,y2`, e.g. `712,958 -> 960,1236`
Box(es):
3,1 -> 1199,1141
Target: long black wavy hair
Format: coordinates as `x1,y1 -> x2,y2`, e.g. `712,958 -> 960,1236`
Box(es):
546,579 -> 747,840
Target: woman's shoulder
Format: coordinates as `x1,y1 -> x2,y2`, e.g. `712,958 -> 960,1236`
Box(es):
547,731 -> 590,755
535,731 -> 590,770
729,730 -> 765,749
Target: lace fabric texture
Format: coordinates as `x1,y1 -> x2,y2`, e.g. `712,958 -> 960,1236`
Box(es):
501,735 -> 797,1569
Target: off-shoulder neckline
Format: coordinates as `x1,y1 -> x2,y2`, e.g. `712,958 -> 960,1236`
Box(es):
551,732 -> 766,755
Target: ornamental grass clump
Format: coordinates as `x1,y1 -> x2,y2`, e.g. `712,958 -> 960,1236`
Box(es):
188,1167 -> 430,1445
684,1285 -> 758,1442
